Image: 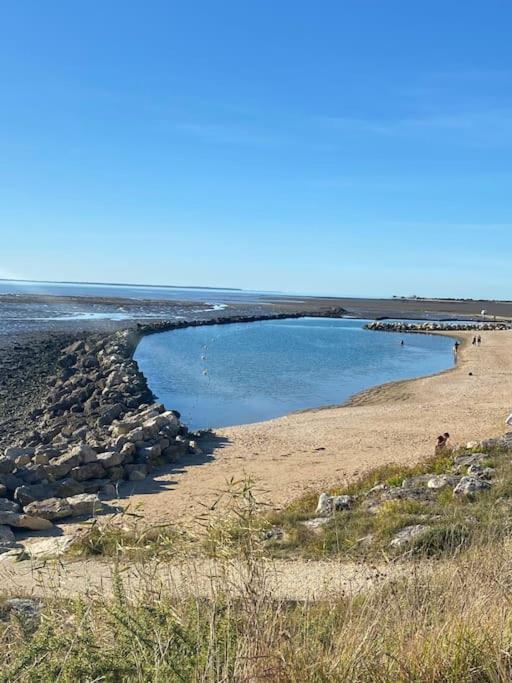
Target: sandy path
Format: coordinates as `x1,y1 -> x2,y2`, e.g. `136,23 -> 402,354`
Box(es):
0,556 -> 414,601
103,330 -> 512,526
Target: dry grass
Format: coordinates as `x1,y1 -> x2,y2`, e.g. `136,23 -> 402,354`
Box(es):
3,531 -> 512,680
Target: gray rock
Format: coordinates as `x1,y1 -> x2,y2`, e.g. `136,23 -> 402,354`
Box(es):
1,598 -> 41,624
105,465 -> 125,481
69,462 -> 105,481
4,447 -> 35,461
97,403 -> 124,426
99,483 -> 117,499
53,478 -> 84,498
14,454 -> 32,468
23,498 -> 73,521
467,464 -> 495,479
70,443 -> 97,464
315,493 -> 353,516
0,498 -> 20,513
96,450 -> 124,468
0,525 -> 15,543
23,536 -> 74,559
0,458 -> 15,475
81,478 -> 110,494
19,464 -> 48,485
453,476 -> 491,496
427,475 -> 460,490
45,452 -> 80,479
14,484 -> 56,506
390,524 -> 429,549
452,453 -> 489,474
66,493 -> 105,517
0,511 -> 53,530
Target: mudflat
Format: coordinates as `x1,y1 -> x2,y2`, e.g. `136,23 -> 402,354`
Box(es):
122,330 -> 512,524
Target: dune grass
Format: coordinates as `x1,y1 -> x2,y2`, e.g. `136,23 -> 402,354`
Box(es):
4,528 -> 512,680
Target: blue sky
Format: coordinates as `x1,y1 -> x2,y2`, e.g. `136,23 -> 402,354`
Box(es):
1,1 -> 512,298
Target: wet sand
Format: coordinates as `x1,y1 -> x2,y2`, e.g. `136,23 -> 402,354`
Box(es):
120,330 -> 512,524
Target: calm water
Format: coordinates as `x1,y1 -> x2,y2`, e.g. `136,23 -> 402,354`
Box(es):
135,318 -> 455,430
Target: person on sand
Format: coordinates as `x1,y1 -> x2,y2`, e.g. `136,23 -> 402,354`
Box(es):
472,337 -> 477,345
453,341 -> 460,353
477,335 -> 482,345
435,432 -> 450,453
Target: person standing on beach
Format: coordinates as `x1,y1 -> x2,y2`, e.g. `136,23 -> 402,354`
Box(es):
477,335 -> 482,345
472,337 -> 477,345
435,432 -> 450,453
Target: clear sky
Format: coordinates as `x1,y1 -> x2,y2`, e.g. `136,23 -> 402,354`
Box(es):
1,1 -> 512,298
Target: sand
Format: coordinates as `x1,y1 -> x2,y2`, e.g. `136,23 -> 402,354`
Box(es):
107,330 -> 512,525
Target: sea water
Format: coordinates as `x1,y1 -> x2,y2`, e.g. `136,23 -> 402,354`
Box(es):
135,317 -> 455,430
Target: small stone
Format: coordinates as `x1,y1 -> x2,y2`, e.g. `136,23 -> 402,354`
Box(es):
315,493 -> 353,516
453,476 -> 491,497
427,475 -> 459,490
302,517 -> 330,530
390,524 -> 429,548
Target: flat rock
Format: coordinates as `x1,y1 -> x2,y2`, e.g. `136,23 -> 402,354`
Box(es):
0,511 -> 53,530
23,498 -> 73,521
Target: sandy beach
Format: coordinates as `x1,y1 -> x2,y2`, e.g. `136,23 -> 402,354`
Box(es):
121,329 -> 512,524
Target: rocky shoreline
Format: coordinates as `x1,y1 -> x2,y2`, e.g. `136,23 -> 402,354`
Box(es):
0,307 -> 346,553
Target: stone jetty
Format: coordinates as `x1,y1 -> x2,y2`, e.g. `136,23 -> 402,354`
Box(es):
366,320 -> 512,333
0,308 -> 346,550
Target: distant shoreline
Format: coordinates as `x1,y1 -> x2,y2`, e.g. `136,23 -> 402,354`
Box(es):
0,277 -> 244,292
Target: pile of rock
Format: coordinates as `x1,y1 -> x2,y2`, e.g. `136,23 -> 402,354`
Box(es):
0,329 -> 198,552
366,321 -> 511,332
312,435 -> 509,550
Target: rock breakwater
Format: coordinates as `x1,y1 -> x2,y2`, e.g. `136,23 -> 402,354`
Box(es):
0,308 -> 346,551
366,321 -> 512,332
